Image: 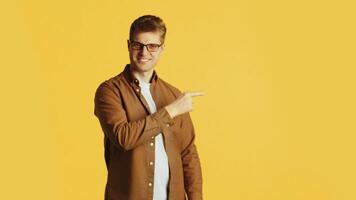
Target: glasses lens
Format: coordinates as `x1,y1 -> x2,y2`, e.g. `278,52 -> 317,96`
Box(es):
147,44 -> 160,52
130,41 -> 142,50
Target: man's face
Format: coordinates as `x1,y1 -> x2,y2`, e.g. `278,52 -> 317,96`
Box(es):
128,31 -> 164,73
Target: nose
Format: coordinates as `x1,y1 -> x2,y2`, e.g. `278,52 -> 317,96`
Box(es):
139,45 -> 149,56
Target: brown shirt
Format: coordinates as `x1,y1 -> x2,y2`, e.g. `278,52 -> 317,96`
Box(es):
94,64 -> 203,200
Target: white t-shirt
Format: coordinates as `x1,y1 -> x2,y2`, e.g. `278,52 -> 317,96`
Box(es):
138,77 -> 169,200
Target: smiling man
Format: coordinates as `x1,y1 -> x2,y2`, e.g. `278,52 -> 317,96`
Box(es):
94,15 -> 203,200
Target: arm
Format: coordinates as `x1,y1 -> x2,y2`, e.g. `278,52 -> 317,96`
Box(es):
94,82 -> 173,152
181,113 -> 203,200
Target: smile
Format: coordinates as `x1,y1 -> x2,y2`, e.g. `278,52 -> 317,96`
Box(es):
138,58 -> 150,62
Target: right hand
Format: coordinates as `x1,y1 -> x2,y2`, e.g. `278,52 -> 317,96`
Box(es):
165,91 -> 204,118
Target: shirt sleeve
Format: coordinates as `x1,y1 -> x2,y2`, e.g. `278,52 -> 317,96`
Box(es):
180,113 -> 203,200
94,82 -> 174,152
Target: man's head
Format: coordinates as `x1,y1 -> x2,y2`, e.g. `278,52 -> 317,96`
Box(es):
127,15 -> 167,74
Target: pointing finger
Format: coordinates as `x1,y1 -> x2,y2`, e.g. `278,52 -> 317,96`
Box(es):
185,91 -> 205,97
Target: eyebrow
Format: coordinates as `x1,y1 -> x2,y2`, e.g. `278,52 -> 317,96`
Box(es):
131,40 -> 161,45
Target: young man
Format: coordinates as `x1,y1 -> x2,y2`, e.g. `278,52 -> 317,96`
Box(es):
94,15 -> 203,200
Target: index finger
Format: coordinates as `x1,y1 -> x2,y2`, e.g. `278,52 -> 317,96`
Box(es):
186,91 -> 205,97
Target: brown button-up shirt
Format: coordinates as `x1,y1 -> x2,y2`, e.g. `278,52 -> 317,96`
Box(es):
94,64 -> 203,200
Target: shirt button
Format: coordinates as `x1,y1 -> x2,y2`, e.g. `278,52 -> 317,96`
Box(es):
166,124 -> 170,127
148,182 -> 152,187
151,136 -> 155,139
149,161 -> 154,166
150,142 -> 154,146
135,88 -> 140,92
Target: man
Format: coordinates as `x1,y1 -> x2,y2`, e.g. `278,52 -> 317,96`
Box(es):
94,15 -> 203,200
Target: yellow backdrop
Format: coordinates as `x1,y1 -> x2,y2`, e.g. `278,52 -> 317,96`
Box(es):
1,0 -> 355,199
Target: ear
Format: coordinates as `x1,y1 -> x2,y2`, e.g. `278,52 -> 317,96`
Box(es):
127,40 -> 130,51
161,43 -> 165,51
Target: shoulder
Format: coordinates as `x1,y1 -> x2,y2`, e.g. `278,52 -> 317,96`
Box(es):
95,72 -> 127,98
99,72 -> 126,88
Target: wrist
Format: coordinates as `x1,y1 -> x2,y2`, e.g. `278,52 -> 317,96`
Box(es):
164,105 -> 176,118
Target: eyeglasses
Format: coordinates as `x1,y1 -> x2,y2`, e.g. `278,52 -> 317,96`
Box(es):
128,40 -> 163,52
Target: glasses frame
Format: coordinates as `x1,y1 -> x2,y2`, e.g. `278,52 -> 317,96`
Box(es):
128,40 -> 163,52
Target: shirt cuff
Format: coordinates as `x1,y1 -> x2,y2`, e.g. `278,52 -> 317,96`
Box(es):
151,107 -> 174,129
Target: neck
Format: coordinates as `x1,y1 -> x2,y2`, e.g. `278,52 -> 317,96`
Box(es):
131,67 -> 153,83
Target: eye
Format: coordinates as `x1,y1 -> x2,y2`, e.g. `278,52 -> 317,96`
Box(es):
147,44 -> 160,51
131,42 -> 142,49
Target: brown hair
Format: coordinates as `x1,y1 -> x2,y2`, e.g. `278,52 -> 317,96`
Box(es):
129,15 -> 167,43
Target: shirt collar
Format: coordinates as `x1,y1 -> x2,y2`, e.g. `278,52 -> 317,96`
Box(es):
123,64 -> 158,86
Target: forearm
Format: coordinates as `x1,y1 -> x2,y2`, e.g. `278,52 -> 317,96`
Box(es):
97,107 -> 173,151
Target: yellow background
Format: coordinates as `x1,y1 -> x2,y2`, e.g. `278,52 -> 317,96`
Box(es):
1,0 -> 355,199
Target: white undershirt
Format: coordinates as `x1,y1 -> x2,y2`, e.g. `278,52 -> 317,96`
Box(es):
138,77 -> 169,200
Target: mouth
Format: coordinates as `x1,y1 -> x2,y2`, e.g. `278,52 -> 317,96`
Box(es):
137,58 -> 151,63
